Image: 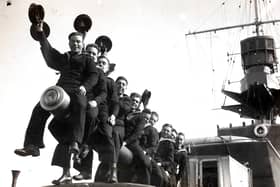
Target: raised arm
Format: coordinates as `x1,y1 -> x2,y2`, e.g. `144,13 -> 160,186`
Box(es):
35,28 -> 65,71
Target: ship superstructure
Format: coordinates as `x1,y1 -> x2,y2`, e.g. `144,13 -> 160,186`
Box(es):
183,0 -> 280,186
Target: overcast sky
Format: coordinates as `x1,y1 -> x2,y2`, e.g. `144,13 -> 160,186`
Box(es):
1,0 -> 280,186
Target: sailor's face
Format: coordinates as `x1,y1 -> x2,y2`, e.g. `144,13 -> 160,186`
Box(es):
150,114 -> 158,126
142,113 -> 151,124
97,58 -> 109,73
171,131 -> 177,140
176,134 -> 185,147
131,96 -> 141,110
69,35 -> 84,54
86,46 -> 98,62
161,126 -> 172,138
116,79 -> 127,95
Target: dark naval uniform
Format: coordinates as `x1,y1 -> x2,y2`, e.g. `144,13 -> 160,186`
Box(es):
139,124 -> 160,186
84,68 -> 107,141
121,111 -> 151,185
174,147 -> 188,184
80,76 -> 119,182
21,39 -> 98,152
73,69 -> 107,177
154,137 -> 176,187
113,94 -> 132,163
140,124 -> 159,159
24,31 -> 99,149
37,32 -> 99,169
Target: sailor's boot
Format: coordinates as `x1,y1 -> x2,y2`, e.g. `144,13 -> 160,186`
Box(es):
52,168 -> 72,185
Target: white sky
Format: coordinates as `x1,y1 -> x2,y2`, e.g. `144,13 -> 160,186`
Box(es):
1,0 -> 280,186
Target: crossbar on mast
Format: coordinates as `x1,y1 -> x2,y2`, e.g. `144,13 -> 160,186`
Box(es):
185,19 -> 280,36
185,0 -> 280,36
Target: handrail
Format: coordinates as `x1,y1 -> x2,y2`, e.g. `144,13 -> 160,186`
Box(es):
264,138 -> 280,161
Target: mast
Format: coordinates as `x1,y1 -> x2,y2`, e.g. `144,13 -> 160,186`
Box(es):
254,0 -> 260,36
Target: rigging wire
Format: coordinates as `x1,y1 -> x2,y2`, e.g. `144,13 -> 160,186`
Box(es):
221,55 -> 237,107
184,35 -> 194,72
193,0 -> 231,32
202,0 -> 247,107
248,0 -> 253,36
221,0 -> 246,91
209,32 -> 217,106
222,55 -> 234,90
266,0 -> 280,49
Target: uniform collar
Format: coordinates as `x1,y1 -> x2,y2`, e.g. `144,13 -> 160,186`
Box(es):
159,137 -> 175,143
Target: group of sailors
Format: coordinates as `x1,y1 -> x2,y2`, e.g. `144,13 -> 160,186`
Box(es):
14,8 -> 188,187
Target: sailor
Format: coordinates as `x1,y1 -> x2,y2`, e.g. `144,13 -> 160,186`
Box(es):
139,111 -> 161,186
120,96 -> 152,185
174,132 -> 188,185
82,43 -> 107,146
15,24 -> 99,157
111,76 -> 132,181
19,20 -> 100,185
139,111 -> 159,159
154,123 -> 177,187
72,45 -> 108,181
74,55 -> 118,183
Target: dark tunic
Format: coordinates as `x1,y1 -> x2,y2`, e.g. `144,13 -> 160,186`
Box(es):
87,76 -> 119,163
83,69 -> 107,142
37,33 -> 99,170
139,124 -> 159,159
87,69 -> 107,105
122,112 -> 151,184
153,137 -> 177,187
106,77 -> 119,117
77,76 -> 120,182
117,94 -> 132,124
73,70 -> 108,175
154,138 -> 176,174
40,34 -> 99,93
40,31 -> 99,144
24,33 -> 99,149
113,94 -> 132,165
174,148 -> 188,182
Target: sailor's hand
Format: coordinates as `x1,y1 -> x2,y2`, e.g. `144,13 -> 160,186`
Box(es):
108,114 -> 116,126
79,86 -> 86,96
35,21 -> 44,32
88,100 -> 97,108
165,171 -> 170,177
